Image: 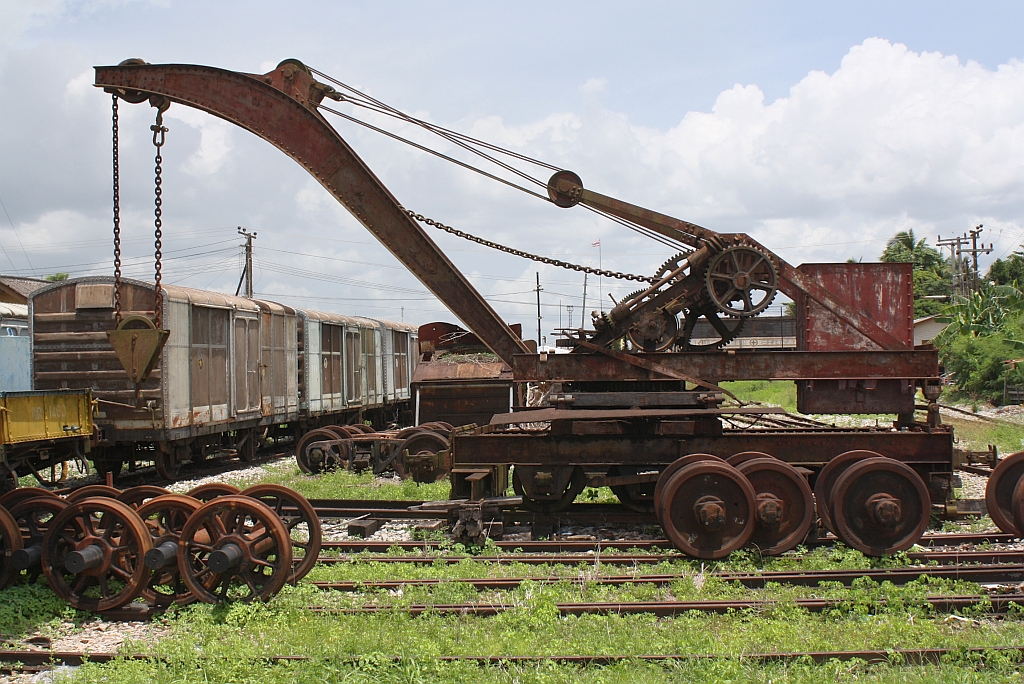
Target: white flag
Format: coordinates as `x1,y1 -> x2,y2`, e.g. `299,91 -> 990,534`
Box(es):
591,239 -> 601,247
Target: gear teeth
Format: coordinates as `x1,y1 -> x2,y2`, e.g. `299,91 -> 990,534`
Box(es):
655,252 -> 689,280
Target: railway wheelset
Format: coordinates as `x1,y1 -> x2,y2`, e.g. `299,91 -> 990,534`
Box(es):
645,450 -> 930,559
0,483 -> 321,611
296,421 -> 455,483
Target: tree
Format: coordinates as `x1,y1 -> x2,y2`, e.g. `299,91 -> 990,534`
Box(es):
44,273 -> 69,282
880,229 -> 946,271
878,230 -> 950,317
988,251 -> 1024,286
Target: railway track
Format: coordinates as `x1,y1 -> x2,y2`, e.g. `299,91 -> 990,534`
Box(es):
312,562 -> 1024,591
317,592 -> 1024,617
2,646 -> 1022,671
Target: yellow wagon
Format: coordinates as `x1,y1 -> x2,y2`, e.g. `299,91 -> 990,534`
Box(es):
0,389 -> 93,489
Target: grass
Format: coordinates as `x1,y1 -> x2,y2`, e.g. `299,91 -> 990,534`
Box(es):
242,459 -> 453,501
0,545 -> 1018,683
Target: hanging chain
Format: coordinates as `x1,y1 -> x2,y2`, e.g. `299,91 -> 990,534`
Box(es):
111,95 -> 123,325
401,209 -> 656,283
151,104 -> 168,329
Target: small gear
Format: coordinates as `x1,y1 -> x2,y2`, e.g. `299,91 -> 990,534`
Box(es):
654,252 -> 690,281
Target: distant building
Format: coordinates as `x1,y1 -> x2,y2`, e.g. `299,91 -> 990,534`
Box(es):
914,315 -> 948,347
0,276 -> 47,305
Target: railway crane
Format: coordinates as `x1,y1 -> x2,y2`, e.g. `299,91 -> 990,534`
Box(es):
94,58 -> 1002,559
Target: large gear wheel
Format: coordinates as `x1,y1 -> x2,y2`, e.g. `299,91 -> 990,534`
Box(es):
705,245 -> 778,317
679,304 -> 746,351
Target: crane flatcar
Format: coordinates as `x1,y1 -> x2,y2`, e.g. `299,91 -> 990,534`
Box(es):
29,276 -> 417,480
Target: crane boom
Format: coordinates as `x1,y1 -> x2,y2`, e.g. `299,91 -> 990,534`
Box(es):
94,59 -> 530,367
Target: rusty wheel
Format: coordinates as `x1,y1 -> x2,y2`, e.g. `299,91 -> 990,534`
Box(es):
607,466 -> 658,513
154,449 -> 180,481
295,428 -> 347,475
0,487 -> 60,511
736,458 -> 814,555
513,466 -> 586,514
658,460 -> 756,559
240,484 -> 322,584
813,450 -> 880,534
986,451 -> 1024,535
41,497 -> 152,611
393,431 -> 450,483
726,451 -> 773,468
137,494 -> 202,607
65,485 -> 122,503
0,505 -> 23,588
187,483 -> 241,502
177,495 -> 292,603
831,457 -> 930,556
1011,478 -> 1024,537
653,454 -> 725,524
349,423 -> 376,434
117,486 -> 171,510
9,497 -> 67,583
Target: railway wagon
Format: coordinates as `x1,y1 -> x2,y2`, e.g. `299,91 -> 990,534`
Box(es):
295,309 -> 417,430
30,277 -> 417,480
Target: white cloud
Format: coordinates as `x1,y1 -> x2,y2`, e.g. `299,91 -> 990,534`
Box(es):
165,106 -> 232,177
579,77 -> 608,95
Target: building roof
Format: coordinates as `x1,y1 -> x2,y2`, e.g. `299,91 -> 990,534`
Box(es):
0,276 -> 48,299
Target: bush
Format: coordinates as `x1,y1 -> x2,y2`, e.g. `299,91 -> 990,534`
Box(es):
942,333 -> 1024,403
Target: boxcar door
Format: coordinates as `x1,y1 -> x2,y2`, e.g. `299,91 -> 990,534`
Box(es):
233,314 -> 260,417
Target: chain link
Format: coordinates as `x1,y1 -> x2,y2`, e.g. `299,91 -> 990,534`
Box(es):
402,209 -> 656,283
151,108 -> 167,329
111,95 -> 123,325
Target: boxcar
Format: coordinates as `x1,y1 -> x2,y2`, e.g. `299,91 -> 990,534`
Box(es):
29,277 -> 417,480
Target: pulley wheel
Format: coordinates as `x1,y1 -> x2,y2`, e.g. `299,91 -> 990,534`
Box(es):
240,484 -> 322,584
41,497 -> 152,611
295,428 -> 347,474
986,451 -> 1024,535
393,431 -> 450,483
653,454 -> 725,524
177,495 -> 292,603
512,466 -> 586,514
830,457 -> 930,556
117,486 -> 171,509
136,494 -> 201,607
9,496 -> 67,583
607,465 -> 657,513
0,487 -> 60,511
658,460 -> 756,559
727,451 -> 774,468
187,483 -> 241,502
736,458 -> 814,555
627,308 -> 680,352
813,450 -> 880,534
0,505 -> 23,588
65,485 -> 122,503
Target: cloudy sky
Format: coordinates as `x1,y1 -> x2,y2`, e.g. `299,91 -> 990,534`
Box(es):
2,1 -> 1024,342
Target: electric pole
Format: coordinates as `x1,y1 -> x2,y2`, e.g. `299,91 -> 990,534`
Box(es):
535,272 -> 543,348
236,227 -> 257,298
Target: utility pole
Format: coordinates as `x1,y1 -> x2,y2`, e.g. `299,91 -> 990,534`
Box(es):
581,273 -> 588,330
966,225 -> 993,291
567,304 -> 574,330
235,227 -> 257,298
939,226 -> 993,296
535,272 -> 543,348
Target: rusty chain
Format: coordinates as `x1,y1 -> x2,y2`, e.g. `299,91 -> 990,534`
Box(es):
151,105 -> 168,329
402,209 -> 656,283
111,95 -> 123,325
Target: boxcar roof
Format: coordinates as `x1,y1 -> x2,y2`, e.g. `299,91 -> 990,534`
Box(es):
299,309 -> 417,333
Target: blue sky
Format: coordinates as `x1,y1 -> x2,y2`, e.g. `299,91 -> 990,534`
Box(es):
2,1 -> 1024,339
